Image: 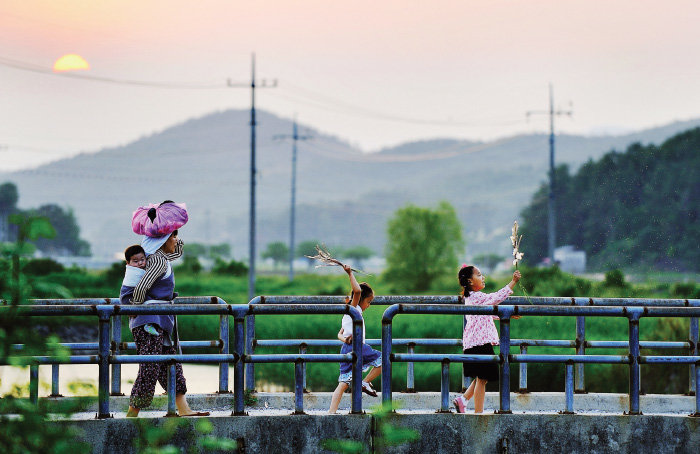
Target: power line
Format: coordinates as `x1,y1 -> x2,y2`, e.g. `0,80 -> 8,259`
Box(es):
300,135 -> 521,163
0,56 -> 227,89
276,83 -> 526,127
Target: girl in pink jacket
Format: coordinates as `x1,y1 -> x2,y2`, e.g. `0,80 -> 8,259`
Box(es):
453,265 -> 521,414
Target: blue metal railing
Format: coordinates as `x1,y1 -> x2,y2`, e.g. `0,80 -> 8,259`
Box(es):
381,303 -> 700,415
6,296 -> 230,397
246,296 -> 699,396
2,301 -> 366,417
3,296 -> 699,417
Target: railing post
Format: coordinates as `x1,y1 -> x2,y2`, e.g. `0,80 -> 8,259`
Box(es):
627,308 -> 642,415
406,343 -> 415,393
692,362 -> 700,417
219,311 -> 230,393
165,363 -> 178,417
96,308 -> 112,419
300,344 -> 308,392
245,311 -> 255,392
496,306 -> 512,414
440,360 -> 450,412
575,299 -> 586,393
560,363 -> 574,414
462,313 -> 469,392
50,364 -> 62,397
351,307 -> 363,414
689,314 -> 698,396
294,360 -> 304,414
518,345 -> 528,393
110,314 -> 123,396
233,313 -> 246,415
381,311 -> 393,405
29,364 -> 39,405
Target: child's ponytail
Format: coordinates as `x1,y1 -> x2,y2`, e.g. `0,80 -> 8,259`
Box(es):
458,265 -> 476,299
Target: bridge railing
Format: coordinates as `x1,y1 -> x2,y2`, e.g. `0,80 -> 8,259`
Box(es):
381,303 -> 700,416
1,301 -> 366,417
246,296 -> 700,396
6,296 -> 231,397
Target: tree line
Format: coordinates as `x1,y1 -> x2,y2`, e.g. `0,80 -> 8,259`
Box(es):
520,127 -> 700,271
0,182 -> 91,256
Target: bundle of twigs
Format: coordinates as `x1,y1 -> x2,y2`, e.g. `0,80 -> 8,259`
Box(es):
305,244 -> 371,275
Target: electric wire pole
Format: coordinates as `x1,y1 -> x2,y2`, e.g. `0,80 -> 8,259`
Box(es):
274,117 -> 312,281
527,83 -> 572,263
229,54 -> 277,302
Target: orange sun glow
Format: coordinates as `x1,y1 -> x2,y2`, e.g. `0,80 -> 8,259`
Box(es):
53,54 -> 90,72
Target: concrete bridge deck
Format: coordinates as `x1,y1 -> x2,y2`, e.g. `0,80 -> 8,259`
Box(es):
24,392 -> 697,453
41,391 -> 698,416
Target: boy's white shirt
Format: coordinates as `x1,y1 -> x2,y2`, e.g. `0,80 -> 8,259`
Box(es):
341,307 -> 366,344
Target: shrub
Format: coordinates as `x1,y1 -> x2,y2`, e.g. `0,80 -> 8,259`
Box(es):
23,258 -> 64,276
212,258 -> 248,276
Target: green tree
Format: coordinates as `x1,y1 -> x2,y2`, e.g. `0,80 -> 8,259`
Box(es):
0,214 -> 87,454
182,242 -> 231,259
296,239 -> 322,269
262,241 -> 289,269
520,127 -> 700,271
29,204 -> 91,256
383,201 -> 464,292
342,245 -> 374,270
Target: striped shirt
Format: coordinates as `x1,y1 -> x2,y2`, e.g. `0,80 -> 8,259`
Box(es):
132,239 -> 183,303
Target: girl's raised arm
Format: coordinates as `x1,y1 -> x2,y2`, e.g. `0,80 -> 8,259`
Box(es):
344,264 -> 362,307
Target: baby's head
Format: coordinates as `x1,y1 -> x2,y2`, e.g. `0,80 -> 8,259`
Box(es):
125,244 -> 146,269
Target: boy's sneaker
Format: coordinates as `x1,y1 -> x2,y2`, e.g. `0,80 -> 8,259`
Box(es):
143,324 -> 159,336
453,396 -> 466,413
361,381 -> 378,397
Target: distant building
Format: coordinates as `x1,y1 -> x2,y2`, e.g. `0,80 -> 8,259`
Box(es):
553,245 -> 586,274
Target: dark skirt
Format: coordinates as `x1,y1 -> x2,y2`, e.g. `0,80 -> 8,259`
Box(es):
462,343 -> 499,382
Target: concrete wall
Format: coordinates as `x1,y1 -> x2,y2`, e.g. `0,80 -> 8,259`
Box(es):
59,413 -> 700,454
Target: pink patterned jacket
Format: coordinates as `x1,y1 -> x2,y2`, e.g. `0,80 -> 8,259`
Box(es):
462,286 -> 513,350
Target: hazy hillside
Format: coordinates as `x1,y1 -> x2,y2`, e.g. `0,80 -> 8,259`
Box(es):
3,110 -> 699,261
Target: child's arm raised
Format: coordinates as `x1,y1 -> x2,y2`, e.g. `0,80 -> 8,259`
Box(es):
344,264 -> 362,307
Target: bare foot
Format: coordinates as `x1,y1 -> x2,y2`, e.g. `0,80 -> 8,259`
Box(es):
126,406 -> 140,418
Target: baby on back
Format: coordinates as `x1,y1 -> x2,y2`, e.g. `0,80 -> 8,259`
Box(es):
121,244 -> 159,336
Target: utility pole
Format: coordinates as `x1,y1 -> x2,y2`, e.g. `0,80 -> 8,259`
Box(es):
274,117 -> 312,281
229,54 -> 277,302
527,83 -> 572,263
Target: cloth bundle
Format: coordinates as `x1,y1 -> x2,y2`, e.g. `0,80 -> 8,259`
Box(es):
132,201 -> 188,238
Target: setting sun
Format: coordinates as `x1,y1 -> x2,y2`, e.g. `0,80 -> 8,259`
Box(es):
53,54 -> 90,72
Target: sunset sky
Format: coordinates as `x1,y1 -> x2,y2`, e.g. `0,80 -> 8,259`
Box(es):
1,0 -> 699,170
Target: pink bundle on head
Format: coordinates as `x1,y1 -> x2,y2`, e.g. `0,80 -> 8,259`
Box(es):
132,201 -> 188,238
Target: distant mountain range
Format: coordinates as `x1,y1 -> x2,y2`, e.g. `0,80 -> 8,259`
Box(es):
3,110 -> 699,262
